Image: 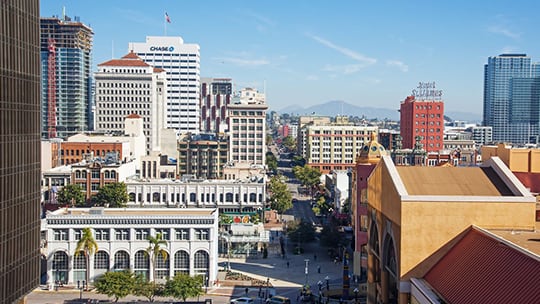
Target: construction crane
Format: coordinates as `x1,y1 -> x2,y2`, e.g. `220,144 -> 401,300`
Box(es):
47,37 -> 57,139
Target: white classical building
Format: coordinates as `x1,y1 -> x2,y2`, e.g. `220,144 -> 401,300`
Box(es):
125,177 -> 266,214
43,207 -> 218,287
95,52 -> 167,154
129,36 -> 201,132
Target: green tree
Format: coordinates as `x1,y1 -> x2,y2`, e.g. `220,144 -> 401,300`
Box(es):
293,165 -> 321,197
268,175 -> 293,218
266,151 -> 278,173
320,224 -> 344,248
94,270 -> 135,302
282,135 -> 296,152
57,184 -> 85,207
93,182 -> 129,207
164,273 -> 204,302
75,227 -> 98,289
288,220 -> 316,244
133,274 -> 164,302
147,233 -> 168,282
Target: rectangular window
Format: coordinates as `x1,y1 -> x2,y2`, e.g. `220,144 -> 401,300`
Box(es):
74,229 -> 82,240
53,229 -> 69,241
115,229 -> 130,240
135,228 -> 150,240
194,229 -> 209,240
95,229 -> 110,241
156,228 -> 170,240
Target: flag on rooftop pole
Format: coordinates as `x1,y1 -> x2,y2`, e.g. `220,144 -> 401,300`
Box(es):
165,12 -> 171,23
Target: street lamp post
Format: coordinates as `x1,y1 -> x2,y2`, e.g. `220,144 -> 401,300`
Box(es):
317,280 -> 323,304
353,288 -> 359,304
77,280 -> 86,300
304,259 -> 310,287
325,276 -> 330,291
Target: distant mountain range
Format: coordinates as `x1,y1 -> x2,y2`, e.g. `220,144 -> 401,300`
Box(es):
277,100 -> 482,123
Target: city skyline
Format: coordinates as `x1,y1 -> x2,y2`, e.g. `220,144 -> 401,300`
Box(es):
40,0 -> 540,115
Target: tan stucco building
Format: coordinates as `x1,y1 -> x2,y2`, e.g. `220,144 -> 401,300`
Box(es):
366,155 -> 536,303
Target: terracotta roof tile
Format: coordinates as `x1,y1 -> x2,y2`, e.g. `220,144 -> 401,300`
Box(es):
98,51 -> 149,67
126,113 -> 142,119
424,227 -> 540,304
153,67 -> 165,73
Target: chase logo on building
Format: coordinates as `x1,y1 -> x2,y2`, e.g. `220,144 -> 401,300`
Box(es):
150,46 -> 174,52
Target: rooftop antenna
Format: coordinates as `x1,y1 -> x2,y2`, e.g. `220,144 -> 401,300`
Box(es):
62,6 -> 66,21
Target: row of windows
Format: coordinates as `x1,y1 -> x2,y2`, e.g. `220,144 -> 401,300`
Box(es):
230,111 -> 264,116
74,170 -> 117,179
139,53 -> 198,57
100,69 -> 150,74
415,105 -> 441,110
53,227 -> 210,241
48,218 -> 213,226
62,149 -> 119,157
313,130 -> 374,135
98,96 -> 151,102
98,82 -> 150,88
231,119 -> 264,123
52,249 -> 208,271
129,192 -> 263,204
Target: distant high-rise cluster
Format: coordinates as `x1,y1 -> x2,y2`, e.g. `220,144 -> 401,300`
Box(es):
483,54 -> 540,144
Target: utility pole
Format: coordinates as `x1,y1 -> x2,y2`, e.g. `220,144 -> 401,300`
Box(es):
304,259 -> 310,286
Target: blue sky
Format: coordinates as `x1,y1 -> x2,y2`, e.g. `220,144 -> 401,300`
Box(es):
41,0 -> 540,115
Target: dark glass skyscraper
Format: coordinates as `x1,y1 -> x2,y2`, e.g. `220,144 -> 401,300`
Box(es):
0,0 -> 41,302
40,15 -> 93,139
483,54 -> 531,142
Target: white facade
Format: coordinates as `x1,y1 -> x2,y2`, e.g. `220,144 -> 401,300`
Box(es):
228,88 -> 268,165
472,126 -> 493,146
332,170 -> 350,212
95,53 -> 167,155
129,36 -> 201,132
43,207 -> 218,286
125,178 -> 266,213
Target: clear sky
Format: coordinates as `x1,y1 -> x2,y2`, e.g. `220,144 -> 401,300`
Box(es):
41,0 -> 540,114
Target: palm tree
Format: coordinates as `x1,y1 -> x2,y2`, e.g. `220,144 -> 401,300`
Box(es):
75,227 -> 98,290
146,233 -> 168,282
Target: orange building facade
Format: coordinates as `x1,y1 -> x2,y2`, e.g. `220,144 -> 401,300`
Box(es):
58,141 -> 127,165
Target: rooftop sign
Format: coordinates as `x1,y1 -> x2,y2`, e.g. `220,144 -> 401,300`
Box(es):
412,82 -> 443,100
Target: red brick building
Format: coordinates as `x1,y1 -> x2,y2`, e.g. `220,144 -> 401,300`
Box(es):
399,95 -> 444,153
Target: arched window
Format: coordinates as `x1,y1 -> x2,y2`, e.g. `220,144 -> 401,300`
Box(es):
75,170 -> 81,178
249,193 -> 256,202
225,193 -> 233,202
113,250 -> 129,270
190,193 -> 196,202
104,170 -> 110,179
129,192 -> 136,202
153,192 -> 160,202
155,251 -> 170,280
110,171 -> 116,179
193,250 -> 209,275
94,251 -> 109,279
52,251 -> 68,283
174,251 -> 189,275
134,250 -> 149,280
73,251 -> 87,282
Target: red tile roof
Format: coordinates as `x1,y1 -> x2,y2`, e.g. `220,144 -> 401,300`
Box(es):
153,67 -> 165,73
424,227 -> 540,304
98,51 -> 149,67
126,113 -> 142,119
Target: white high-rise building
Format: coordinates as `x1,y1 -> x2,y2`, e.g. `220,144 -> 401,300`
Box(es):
95,52 -> 167,154
129,36 -> 201,132
228,88 -> 268,165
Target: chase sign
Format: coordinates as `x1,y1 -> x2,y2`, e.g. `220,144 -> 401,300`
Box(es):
149,46 -> 174,52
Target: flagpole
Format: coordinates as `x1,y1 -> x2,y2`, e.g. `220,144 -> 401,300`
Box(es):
164,13 -> 167,36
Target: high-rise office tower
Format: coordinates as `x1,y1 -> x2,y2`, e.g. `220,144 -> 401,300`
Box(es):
200,77 -> 233,133
95,52 -> 168,154
400,94 -> 444,153
483,54 -> 531,142
129,36 -> 201,132
1,0 -> 41,302
40,14 -> 94,139
508,77 -> 540,144
228,88 -> 268,165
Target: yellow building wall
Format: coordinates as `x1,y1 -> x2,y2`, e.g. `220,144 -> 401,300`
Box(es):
531,150 -> 540,173
367,159 -> 402,224
509,149 -> 531,172
399,200 -> 536,278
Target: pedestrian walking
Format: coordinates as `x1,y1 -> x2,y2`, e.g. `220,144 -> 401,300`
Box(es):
317,265 -> 321,273
314,254 -> 317,261
287,261 -> 290,268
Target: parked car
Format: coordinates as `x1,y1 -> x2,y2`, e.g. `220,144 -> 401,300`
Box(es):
266,296 -> 291,304
231,297 -> 254,304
